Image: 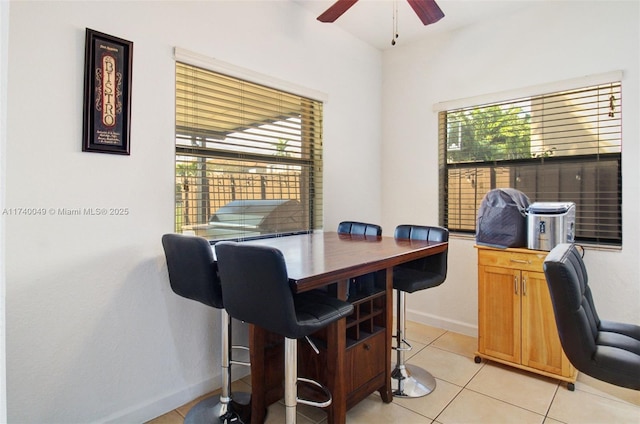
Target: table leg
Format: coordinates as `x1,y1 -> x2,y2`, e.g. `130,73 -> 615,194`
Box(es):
249,325 -> 266,424
378,267 -> 393,403
326,308 -> 347,424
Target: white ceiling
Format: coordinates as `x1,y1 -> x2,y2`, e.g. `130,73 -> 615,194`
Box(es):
295,0 -> 535,50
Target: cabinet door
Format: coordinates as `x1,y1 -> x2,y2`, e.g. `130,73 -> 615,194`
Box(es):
520,271 -> 567,375
345,331 -> 386,393
478,265 -> 521,364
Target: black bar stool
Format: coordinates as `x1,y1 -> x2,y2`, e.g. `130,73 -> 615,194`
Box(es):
215,241 -> 354,424
337,221 -> 382,298
391,225 -> 449,398
161,234 -> 251,424
337,220 -> 382,237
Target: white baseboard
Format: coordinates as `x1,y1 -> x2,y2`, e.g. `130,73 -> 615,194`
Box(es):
100,364 -> 251,424
406,309 -> 478,338
100,374 -> 221,424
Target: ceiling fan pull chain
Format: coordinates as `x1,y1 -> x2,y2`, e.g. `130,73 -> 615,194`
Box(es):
392,0 -> 399,46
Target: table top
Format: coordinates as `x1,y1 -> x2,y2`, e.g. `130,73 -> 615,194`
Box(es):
217,232 -> 447,292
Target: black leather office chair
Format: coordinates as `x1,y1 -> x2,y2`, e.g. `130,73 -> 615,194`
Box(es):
337,221 -> 382,298
337,220 -> 382,237
215,241 -> 354,424
543,243 -> 640,390
161,234 -> 251,424
391,225 -> 449,397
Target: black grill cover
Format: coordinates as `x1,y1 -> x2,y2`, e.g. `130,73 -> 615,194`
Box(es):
476,188 -> 530,248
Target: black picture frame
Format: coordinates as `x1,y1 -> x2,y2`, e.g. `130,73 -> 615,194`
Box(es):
82,28 -> 133,155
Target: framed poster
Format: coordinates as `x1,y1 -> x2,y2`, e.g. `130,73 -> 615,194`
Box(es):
82,28 -> 133,155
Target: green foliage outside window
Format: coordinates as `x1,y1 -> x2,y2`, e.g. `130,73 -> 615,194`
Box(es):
446,105 -> 532,163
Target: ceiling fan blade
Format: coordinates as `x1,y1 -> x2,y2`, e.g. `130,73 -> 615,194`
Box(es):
406,0 -> 445,25
317,0 -> 359,23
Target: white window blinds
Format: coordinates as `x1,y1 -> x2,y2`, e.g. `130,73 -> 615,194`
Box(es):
175,62 -> 323,240
440,81 -> 622,246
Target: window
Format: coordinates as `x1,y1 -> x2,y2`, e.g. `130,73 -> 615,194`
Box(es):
439,81 -> 622,246
175,62 -> 323,240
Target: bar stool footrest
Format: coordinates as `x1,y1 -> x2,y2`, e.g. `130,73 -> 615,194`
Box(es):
296,377 -> 332,408
230,345 -> 251,368
392,337 -> 413,352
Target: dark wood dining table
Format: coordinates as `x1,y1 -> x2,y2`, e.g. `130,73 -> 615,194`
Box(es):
220,231 -> 448,424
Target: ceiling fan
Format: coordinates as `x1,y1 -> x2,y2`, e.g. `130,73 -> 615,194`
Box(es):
317,0 -> 445,26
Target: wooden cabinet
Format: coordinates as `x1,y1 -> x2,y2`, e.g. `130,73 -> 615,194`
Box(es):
475,246 -> 577,389
298,276 -> 390,410
344,288 -> 387,406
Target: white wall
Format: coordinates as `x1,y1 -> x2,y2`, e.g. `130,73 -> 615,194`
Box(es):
1,0 -> 9,422
382,0 -> 640,334
4,1 -> 381,422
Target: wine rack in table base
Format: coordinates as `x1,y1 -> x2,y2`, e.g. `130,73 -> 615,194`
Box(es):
297,274 -> 389,411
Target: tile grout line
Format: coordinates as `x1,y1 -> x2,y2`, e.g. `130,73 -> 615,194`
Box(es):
430,359 -> 485,424
461,358 -> 555,421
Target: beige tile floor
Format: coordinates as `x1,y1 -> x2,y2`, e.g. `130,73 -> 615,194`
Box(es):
147,321 -> 640,423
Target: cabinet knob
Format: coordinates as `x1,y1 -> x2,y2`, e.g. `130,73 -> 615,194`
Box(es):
364,343 -> 371,351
